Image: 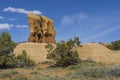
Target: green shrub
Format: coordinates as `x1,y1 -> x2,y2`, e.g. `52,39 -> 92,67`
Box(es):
0,32 -> 17,69
107,39 -> 120,50
16,50 -> 36,68
45,43 -> 54,54
0,50 -> 36,69
0,32 -> 16,55
0,54 -> 17,68
46,38 -> 81,67
0,32 -> 36,69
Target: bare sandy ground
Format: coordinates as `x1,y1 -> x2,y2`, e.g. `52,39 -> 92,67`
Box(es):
76,43 -> 120,64
14,42 -> 50,63
14,42 -> 120,64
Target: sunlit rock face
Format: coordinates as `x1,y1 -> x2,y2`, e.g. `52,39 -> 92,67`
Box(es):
28,13 -> 56,43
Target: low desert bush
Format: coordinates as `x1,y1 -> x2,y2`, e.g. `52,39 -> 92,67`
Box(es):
0,32 -> 16,55
67,64 -> 120,78
0,70 -> 19,79
67,58 -> 98,70
107,39 -> 120,50
46,38 -> 81,67
66,59 -> 120,78
16,50 -> 36,68
30,71 -> 39,75
0,50 -> 36,69
0,54 -> 17,68
11,74 -> 28,80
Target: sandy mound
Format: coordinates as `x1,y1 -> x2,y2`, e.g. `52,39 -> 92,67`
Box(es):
14,42 -> 120,64
14,42 -> 55,63
76,43 -> 120,64
78,43 -> 111,54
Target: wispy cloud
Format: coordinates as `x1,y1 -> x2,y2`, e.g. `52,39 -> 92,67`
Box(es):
0,16 -> 16,21
0,23 -> 13,30
0,23 -> 29,30
59,11 -> 120,43
61,12 -> 87,26
8,18 -> 16,21
82,26 -> 120,41
3,7 -> 42,15
0,16 -> 4,19
16,25 -> 28,29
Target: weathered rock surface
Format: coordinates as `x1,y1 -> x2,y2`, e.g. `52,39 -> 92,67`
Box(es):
14,42 -> 56,63
28,13 -> 56,43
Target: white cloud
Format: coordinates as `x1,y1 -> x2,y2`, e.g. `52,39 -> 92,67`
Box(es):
61,16 -> 74,26
82,26 -> 120,41
16,25 -> 28,28
8,18 -> 16,21
0,23 -> 29,30
61,12 -> 87,26
0,16 -> 16,21
0,23 -> 13,30
3,7 -> 42,15
0,16 -> 4,19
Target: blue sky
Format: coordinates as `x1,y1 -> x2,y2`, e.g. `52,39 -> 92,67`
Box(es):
0,0 -> 120,43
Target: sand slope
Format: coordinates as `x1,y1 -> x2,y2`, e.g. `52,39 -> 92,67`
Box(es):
14,42 -> 120,64
76,43 -> 120,64
14,42 -> 55,63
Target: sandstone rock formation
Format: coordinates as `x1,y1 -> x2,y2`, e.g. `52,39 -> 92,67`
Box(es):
28,13 -> 56,43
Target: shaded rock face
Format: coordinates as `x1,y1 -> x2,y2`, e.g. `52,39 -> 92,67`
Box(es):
28,13 -> 56,43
